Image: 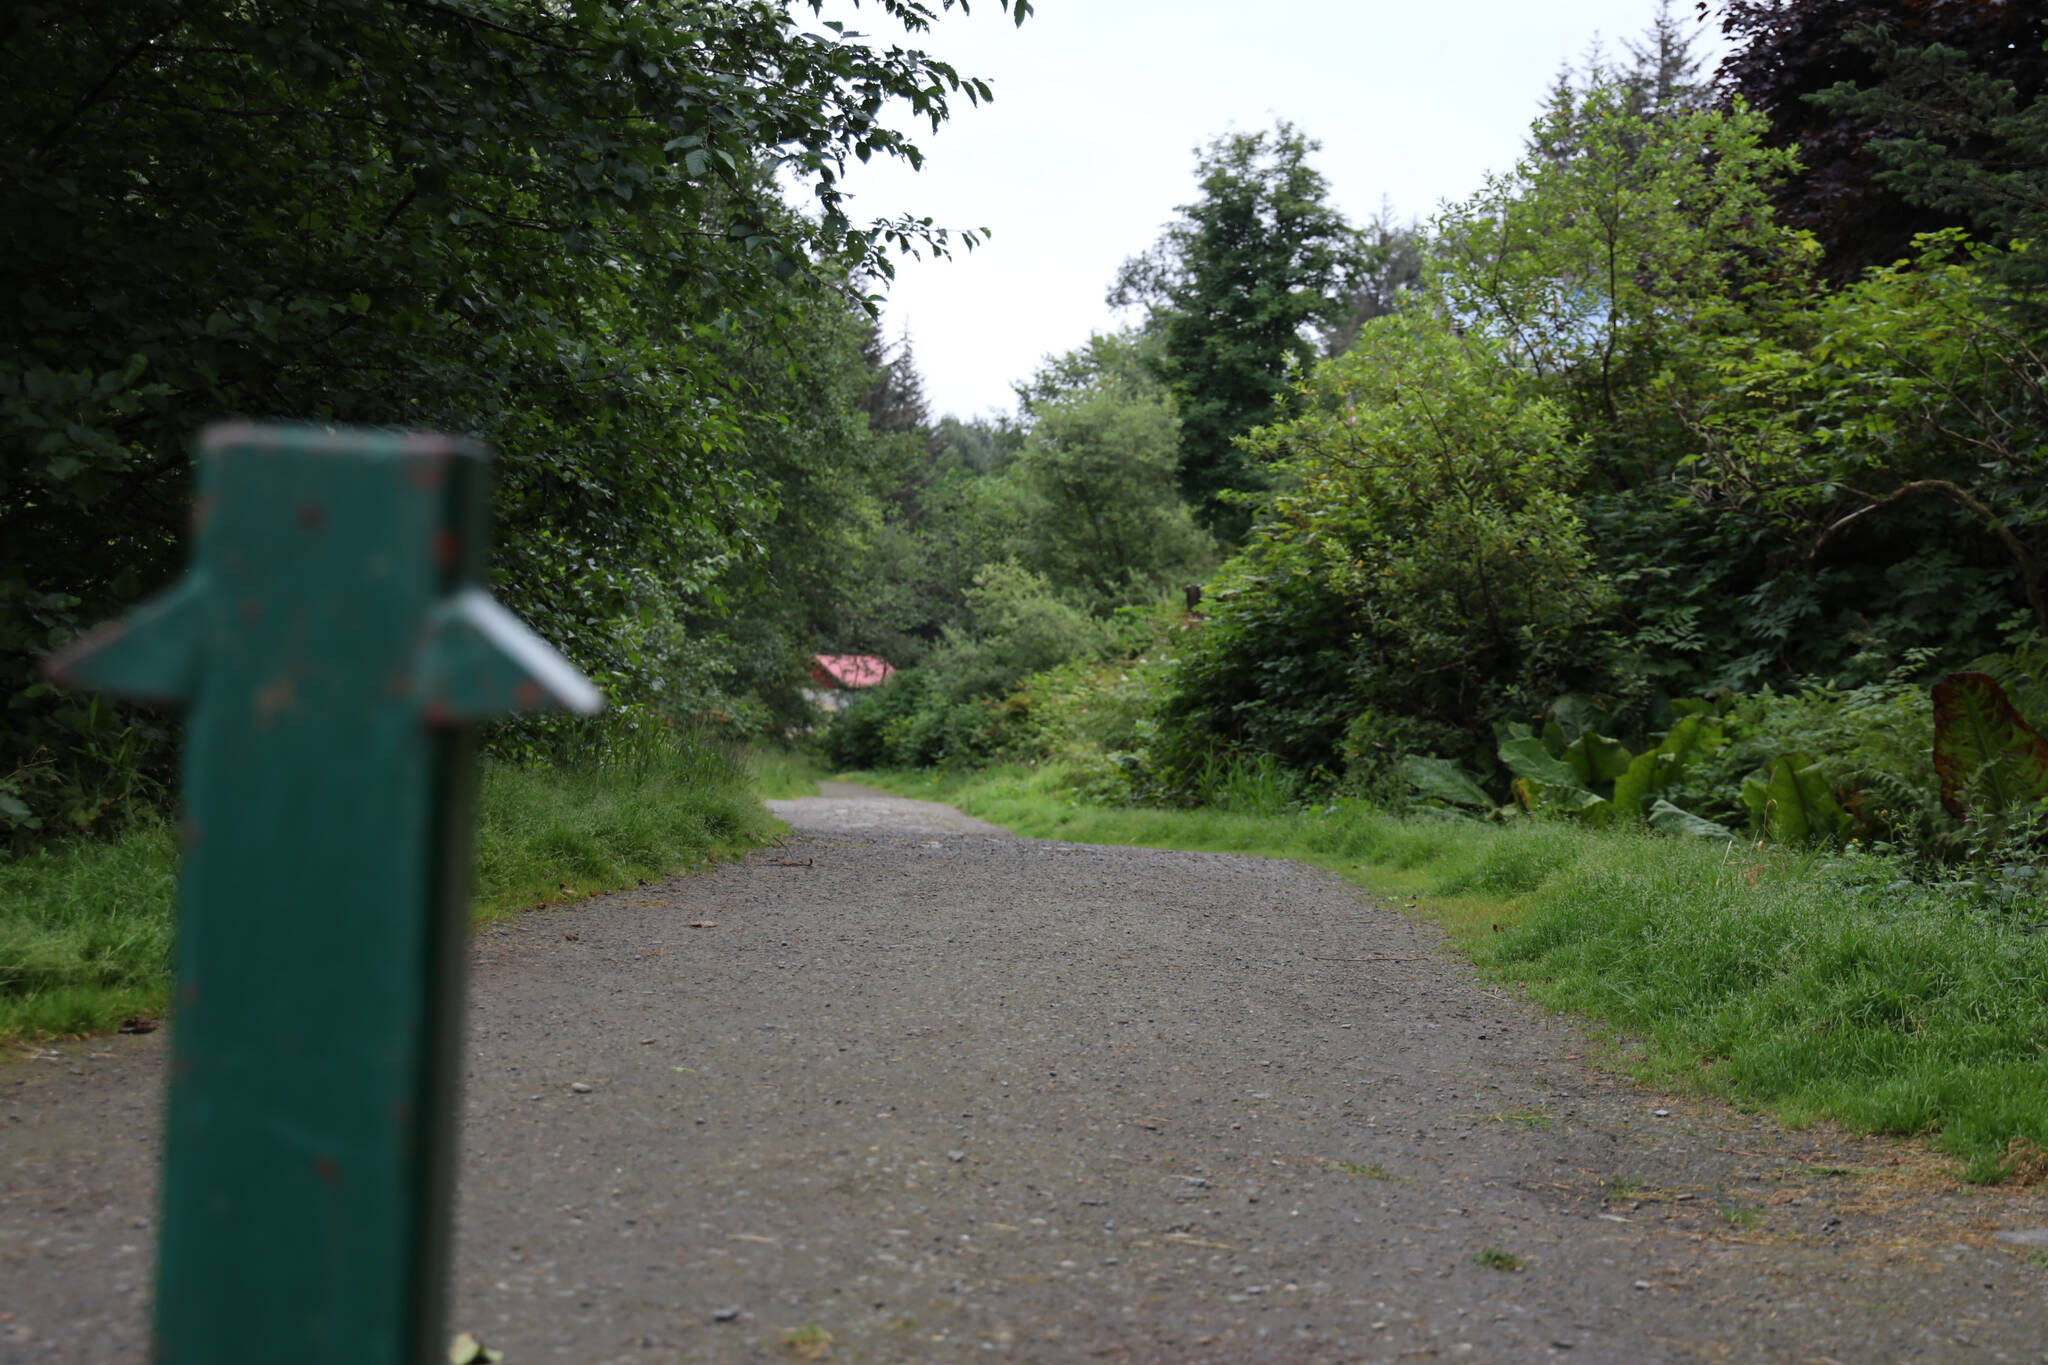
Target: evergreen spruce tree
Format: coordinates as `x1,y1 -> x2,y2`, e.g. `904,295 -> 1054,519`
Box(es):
1108,122 -> 1362,538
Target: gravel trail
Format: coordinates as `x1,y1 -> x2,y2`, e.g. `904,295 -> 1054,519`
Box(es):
5,784 -> 2047,1363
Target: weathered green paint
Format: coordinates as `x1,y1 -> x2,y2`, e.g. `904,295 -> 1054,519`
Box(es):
46,422 -> 599,1364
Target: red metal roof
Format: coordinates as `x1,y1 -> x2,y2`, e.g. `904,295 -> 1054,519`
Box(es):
810,654 -> 895,689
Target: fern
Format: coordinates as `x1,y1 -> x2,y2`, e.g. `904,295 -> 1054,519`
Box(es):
1842,765 -> 1946,847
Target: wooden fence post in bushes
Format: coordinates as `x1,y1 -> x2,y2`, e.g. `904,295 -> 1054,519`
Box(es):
45,422 -> 601,1364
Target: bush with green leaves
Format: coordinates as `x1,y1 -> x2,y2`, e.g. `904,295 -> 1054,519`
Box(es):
818,671 -> 928,771
1147,534 -> 1366,790
1152,310 -> 1609,790
1687,233 -> 2048,640
821,562 -> 1115,770
1000,383 -> 1213,609
1136,39 -> 2048,835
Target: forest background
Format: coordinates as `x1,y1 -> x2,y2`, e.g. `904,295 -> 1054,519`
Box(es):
6,0 -> 2048,1167
827,0 -> 2048,871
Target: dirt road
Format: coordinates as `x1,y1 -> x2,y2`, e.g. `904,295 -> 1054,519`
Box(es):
5,783 -> 2047,1362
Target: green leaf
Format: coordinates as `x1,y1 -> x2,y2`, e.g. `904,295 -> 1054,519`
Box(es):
1653,713 -> 1711,761
1502,735 -> 1612,817
447,1333 -> 503,1365
1744,753 -> 1850,844
1608,712 -> 1719,824
1613,749 -> 1671,820
1397,755 -> 1492,809
1577,792 -> 1622,826
1513,776 -> 1607,814
1497,735 -> 1583,790
1549,692 -> 1609,743
1931,670 -> 2048,820
1740,772 -> 1771,827
1563,732 -> 1633,788
1648,798 -> 1734,839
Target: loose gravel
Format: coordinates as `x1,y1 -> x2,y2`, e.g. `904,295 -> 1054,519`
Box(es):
5,784 -> 2047,1363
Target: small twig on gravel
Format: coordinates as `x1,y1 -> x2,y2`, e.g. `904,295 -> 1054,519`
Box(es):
770,858 -> 814,867
1312,955 -> 1425,963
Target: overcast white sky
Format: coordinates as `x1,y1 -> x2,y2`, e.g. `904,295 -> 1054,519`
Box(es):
818,0 -> 1726,419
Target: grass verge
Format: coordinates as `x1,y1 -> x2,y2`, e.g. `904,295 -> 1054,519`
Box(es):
0,818 -> 180,1042
1,737 -> 779,1041
849,763 -> 2048,1178
471,740 -> 776,920
748,744 -> 827,799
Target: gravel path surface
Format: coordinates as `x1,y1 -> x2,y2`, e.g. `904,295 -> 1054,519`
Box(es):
6,784 -> 2048,1363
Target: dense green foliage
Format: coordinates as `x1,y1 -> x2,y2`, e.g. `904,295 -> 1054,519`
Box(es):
819,331 -> 1215,769
1126,17 -> 2048,869
2,0 -> 1024,847
1158,312 -> 1606,777
834,1 -> 2048,902
1004,380 -> 1207,609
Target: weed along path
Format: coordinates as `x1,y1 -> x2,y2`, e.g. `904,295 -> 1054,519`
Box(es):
6,784 -> 2048,1362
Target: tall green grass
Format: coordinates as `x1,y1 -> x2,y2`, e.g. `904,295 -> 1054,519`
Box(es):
470,734 -> 776,919
852,763 -> 2048,1177
747,744 -> 827,799
1,730 -> 780,1040
0,817 -> 180,1038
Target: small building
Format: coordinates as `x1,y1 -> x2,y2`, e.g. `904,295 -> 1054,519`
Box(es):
805,653 -> 896,712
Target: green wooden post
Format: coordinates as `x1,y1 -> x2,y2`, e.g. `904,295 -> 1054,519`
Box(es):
45,422 -> 600,1364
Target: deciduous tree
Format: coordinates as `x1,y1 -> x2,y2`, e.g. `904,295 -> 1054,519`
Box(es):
0,0 -> 1027,839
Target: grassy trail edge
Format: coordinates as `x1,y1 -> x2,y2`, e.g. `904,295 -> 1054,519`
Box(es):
0,751 -> 796,1041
